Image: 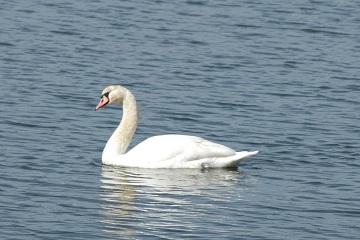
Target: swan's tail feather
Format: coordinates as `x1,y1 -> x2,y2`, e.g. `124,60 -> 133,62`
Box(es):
240,150 -> 259,158
230,150 -> 259,167
200,150 -> 259,168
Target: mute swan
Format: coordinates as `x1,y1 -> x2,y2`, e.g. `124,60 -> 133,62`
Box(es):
95,85 -> 258,168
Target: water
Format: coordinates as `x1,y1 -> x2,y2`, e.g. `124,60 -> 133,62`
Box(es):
1,0 -> 359,239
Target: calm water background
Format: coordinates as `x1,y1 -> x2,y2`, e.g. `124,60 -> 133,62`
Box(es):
1,0 -> 359,239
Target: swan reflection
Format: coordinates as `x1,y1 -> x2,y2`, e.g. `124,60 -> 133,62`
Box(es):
100,166 -> 250,237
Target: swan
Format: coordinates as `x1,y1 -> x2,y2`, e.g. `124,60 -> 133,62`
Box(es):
95,85 -> 258,168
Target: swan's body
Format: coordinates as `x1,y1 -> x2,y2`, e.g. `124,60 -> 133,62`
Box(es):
95,85 -> 258,168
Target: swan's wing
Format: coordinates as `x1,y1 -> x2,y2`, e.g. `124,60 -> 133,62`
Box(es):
124,135 -> 237,167
187,135 -> 236,158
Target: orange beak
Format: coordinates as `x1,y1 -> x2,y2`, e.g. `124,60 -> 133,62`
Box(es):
95,95 -> 109,111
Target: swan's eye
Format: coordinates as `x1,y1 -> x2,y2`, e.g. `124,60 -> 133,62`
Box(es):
101,92 -> 110,99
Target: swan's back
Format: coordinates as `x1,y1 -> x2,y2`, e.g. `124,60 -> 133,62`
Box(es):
130,134 -> 235,158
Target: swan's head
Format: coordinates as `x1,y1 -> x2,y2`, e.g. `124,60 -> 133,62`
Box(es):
95,85 -> 127,110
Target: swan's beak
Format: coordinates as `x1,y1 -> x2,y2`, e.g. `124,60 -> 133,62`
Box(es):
95,95 -> 109,111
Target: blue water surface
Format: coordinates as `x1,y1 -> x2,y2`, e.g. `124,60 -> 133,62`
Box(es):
1,1 -> 359,239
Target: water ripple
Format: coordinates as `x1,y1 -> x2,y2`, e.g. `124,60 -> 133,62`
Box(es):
1,0 -> 359,239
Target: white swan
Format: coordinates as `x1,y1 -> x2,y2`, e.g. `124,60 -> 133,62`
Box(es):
95,85 -> 258,168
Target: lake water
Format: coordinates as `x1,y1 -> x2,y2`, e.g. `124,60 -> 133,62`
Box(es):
1,0 -> 359,239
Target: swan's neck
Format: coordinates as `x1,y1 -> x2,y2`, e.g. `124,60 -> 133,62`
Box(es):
102,90 -> 138,162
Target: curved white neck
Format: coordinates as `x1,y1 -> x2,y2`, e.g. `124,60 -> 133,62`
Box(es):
102,89 -> 138,162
